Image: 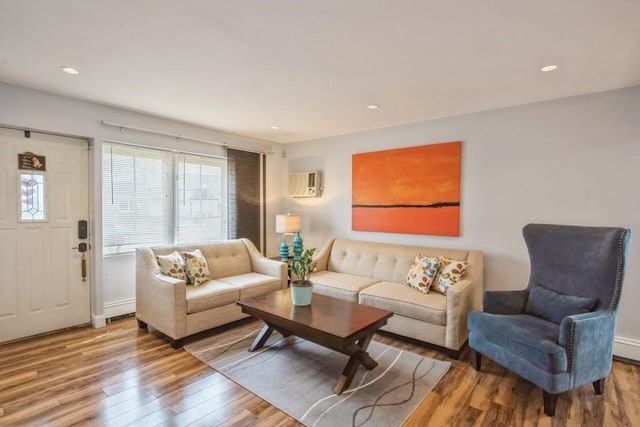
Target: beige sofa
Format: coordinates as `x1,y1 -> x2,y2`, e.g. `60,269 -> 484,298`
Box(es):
136,238 -> 287,347
311,238 -> 484,358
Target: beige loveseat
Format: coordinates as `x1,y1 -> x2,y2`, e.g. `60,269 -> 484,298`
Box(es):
136,238 -> 287,347
311,238 -> 484,358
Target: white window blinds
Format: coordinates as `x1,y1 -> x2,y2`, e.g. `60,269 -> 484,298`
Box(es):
176,154 -> 227,244
102,142 -> 231,255
102,143 -> 172,255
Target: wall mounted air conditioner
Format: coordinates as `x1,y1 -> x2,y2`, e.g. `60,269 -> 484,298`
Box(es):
288,171 -> 320,198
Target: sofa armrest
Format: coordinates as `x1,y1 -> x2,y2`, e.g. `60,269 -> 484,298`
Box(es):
483,290 -> 529,314
558,310 -> 616,382
241,238 -> 287,288
445,279 -> 474,350
136,247 -> 188,340
312,238 -> 335,272
465,250 -> 484,311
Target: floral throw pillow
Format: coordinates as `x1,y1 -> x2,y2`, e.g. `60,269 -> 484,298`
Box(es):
156,251 -> 186,281
181,249 -> 212,287
405,254 -> 440,294
435,256 -> 468,294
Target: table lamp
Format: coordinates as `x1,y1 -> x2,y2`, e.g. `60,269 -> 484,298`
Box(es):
275,213 -> 302,261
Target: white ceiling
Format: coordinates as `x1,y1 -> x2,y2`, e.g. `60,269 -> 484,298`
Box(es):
1,1 -> 639,144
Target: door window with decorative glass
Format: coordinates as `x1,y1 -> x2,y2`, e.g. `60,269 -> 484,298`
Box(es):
18,171 -> 47,222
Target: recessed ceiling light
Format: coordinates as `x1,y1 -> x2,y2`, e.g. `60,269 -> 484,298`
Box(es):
61,66 -> 79,75
540,64 -> 558,72
366,104 -> 380,110
270,125 -> 280,130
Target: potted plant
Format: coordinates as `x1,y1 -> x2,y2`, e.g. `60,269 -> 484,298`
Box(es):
288,248 -> 316,306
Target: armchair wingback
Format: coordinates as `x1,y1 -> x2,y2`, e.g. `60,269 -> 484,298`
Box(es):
468,224 -> 631,416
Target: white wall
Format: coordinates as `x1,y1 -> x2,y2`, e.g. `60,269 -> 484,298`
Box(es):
284,86 -> 640,359
2,81 -> 637,358
0,82 -> 286,326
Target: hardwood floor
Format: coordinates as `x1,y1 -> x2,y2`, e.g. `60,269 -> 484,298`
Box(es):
0,316 -> 638,426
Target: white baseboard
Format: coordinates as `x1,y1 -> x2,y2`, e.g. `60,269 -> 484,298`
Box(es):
103,298 -> 136,320
614,336 -> 640,361
92,312 -> 106,328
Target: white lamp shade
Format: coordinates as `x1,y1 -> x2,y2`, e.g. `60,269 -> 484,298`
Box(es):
276,213 -> 301,233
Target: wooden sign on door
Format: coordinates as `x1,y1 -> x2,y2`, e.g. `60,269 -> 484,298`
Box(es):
18,152 -> 46,171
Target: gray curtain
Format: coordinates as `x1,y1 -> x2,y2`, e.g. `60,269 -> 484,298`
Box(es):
227,148 -> 262,250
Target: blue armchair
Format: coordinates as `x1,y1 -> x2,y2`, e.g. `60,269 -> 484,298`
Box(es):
468,224 -> 631,416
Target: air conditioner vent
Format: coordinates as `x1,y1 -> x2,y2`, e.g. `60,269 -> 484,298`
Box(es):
289,171 -> 320,198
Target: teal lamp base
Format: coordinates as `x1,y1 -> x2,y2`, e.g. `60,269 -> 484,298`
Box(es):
293,232 -> 303,261
279,239 -> 289,262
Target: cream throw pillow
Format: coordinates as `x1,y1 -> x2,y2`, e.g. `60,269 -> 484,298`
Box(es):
182,249 -> 212,287
434,256 -> 468,294
156,251 -> 186,281
405,254 -> 440,294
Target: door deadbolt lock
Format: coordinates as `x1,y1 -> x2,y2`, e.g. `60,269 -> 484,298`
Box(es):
73,243 -> 88,253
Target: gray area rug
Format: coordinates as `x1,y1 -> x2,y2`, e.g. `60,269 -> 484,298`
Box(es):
184,325 -> 450,426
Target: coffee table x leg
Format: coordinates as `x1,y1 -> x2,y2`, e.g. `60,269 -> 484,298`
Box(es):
333,333 -> 377,395
249,324 -> 293,351
249,325 -> 273,351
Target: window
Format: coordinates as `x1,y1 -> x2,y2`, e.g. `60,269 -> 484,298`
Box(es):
176,154 -> 227,243
102,140 -> 268,255
102,144 -> 173,254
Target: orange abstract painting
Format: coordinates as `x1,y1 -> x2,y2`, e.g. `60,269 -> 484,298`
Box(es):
352,141 -> 461,236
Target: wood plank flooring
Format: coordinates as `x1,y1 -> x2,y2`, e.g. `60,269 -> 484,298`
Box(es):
0,316 -> 638,426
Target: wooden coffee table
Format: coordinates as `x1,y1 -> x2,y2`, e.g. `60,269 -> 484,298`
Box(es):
236,288 -> 393,395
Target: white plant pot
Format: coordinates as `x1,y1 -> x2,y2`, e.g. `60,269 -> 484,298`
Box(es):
290,281 -> 313,306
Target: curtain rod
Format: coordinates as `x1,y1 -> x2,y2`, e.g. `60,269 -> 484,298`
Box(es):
101,120 -> 273,155
102,138 -> 227,161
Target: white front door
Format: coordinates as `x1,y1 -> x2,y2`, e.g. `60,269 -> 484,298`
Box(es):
0,127 -> 90,343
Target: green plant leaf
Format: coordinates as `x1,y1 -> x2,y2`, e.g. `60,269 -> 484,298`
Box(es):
288,248 -> 316,281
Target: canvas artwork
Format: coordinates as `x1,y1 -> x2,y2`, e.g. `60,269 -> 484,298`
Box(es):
352,141 -> 461,236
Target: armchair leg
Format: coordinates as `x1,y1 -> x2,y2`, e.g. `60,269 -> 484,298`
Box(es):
542,390 -> 558,416
471,349 -> 481,371
171,338 -> 184,349
593,378 -> 605,395
136,318 -> 148,331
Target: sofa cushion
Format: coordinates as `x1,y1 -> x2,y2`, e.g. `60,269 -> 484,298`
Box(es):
219,272 -> 284,299
325,238 -> 471,284
434,257 -> 468,294
186,280 -> 239,314
310,271 -> 380,302
359,281 -> 446,325
525,285 -> 597,324
468,312 -> 567,373
200,240 -> 252,279
182,249 -> 212,287
156,251 -> 187,280
405,255 -> 440,294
